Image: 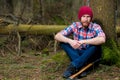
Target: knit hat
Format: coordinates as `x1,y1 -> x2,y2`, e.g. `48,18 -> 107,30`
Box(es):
78,6 -> 93,20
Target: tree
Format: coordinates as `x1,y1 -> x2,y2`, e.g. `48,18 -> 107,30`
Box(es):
72,0 -> 82,21
0,0 -> 13,14
90,0 -> 120,65
90,0 -> 117,41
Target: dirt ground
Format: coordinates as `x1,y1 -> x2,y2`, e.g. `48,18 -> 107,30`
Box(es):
0,51 -> 120,80
81,64 -> 120,80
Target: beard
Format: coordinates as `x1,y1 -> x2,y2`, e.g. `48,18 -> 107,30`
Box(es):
81,21 -> 90,27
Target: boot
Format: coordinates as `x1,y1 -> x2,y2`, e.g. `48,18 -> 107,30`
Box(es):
63,64 -> 77,78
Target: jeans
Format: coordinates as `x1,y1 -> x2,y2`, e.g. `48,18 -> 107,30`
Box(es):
60,42 -> 102,69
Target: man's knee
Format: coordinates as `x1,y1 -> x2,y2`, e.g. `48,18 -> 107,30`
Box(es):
87,45 -> 102,62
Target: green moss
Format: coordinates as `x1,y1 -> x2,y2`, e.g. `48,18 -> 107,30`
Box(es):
102,46 -> 119,65
51,51 -> 69,64
102,39 -> 120,66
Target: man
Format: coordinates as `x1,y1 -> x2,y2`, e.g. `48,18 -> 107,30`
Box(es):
54,6 -> 106,79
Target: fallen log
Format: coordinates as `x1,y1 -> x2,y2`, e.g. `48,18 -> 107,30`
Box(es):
0,24 -> 66,35
0,24 -> 120,36
116,26 -> 120,37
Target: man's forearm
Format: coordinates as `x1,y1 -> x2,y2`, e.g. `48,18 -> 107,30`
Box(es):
81,36 -> 106,45
54,33 -> 71,43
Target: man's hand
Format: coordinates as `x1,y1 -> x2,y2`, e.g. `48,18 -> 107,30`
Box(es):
68,40 -> 81,49
78,40 -> 85,45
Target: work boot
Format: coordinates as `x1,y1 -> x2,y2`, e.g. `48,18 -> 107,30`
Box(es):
63,64 -> 77,78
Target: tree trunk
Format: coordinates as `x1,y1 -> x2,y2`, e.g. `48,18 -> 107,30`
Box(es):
72,0 -> 82,21
90,0 -> 117,41
0,0 -> 13,15
90,0 -> 120,65
12,0 -> 40,23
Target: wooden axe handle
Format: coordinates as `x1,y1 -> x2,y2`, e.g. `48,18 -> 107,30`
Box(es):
69,58 -> 101,79
69,63 -> 93,79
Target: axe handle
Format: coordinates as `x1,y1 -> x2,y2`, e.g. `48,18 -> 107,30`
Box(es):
69,58 -> 101,79
69,62 -> 93,79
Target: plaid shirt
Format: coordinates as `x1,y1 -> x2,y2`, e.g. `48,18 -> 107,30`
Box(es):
60,22 -> 106,49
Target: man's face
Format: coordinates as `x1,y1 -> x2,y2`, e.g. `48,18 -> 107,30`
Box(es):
80,14 -> 91,27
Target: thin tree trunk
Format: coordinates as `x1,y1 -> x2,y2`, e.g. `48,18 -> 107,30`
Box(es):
72,0 -> 82,21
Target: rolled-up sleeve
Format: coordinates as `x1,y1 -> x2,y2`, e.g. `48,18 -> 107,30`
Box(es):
59,22 -> 75,36
95,24 -> 106,38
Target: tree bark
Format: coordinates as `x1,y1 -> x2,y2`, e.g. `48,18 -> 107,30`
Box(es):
90,0 -> 117,40
90,0 -> 120,65
0,0 -> 13,15
72,0 -> 82,21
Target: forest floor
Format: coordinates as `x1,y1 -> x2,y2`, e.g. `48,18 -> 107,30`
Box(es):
0,50 -> 120,80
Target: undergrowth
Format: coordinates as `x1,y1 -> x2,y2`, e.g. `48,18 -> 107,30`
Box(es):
102,39 -> 120,67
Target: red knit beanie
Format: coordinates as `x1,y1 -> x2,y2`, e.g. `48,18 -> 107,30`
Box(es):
78,6 -> 93,20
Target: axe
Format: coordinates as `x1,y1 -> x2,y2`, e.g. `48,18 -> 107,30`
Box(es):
66,58 -> 101,80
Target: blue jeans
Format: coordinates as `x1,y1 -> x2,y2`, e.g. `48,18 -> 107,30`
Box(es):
60,42 -> 102,69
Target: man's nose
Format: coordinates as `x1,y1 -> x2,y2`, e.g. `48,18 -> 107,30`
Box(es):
84,17 -> 88,21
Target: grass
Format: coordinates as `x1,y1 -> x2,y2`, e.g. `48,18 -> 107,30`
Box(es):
0,50 -> 120,80
0,52 -> 41,80
0,50 -> 68,80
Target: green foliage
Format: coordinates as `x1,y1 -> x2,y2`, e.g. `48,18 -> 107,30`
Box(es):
102,39 -> 120,66
52,16 -> 66,25
102,46 -> 119,65
23,63 -> 37,69
41,48 -> 49,56
21,40 -> 30,47
51,51 -> 69,64
0,37 -> 7,46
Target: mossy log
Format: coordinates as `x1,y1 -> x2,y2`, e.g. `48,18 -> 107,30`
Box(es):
116,26 -> 120,37
0,24 -> 120,36
0,24 -> 66,35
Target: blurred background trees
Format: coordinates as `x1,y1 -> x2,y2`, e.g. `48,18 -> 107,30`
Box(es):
0,0 -> 120,25
0,0 -> 120,65
0,0 -> 82,25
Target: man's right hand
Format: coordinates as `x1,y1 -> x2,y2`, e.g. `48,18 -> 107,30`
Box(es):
55,33 -> 81,49
68,39 -> 81,49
